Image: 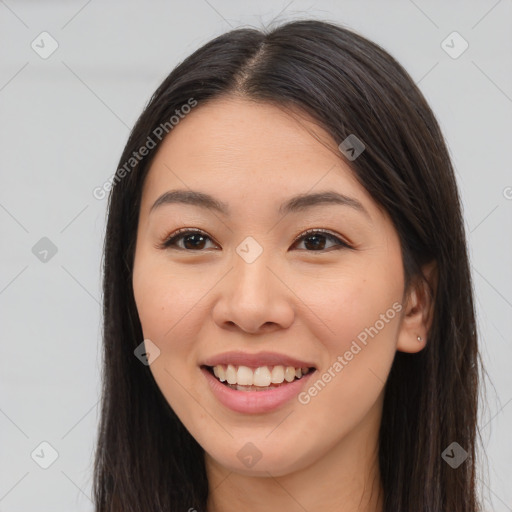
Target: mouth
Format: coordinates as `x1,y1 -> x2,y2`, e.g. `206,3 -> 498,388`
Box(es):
201,364 -> 317,392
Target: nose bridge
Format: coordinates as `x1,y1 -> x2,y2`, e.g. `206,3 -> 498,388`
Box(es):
231,245 -> 276,307
212,243 -> 294,333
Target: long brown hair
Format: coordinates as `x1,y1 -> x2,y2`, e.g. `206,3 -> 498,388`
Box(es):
94,19 -> 481,511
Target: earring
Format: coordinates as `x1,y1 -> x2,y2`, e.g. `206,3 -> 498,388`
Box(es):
417,335 -> 423,342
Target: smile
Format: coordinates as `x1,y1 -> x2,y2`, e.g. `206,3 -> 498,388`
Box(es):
205,364 -> 314,391
201,363 -> 317,414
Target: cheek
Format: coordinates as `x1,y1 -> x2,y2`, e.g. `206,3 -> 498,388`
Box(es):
132,267 -> 169,341
132,255 -> 207,409
293,257 -> 403,407
293,252 -> 404,421
295,265 -> 403,353
132,255 -> 207,343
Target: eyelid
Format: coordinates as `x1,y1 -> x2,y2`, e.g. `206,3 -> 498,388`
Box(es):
159,227 -> 351,251
158,227 -> 219,250
290,228 -> 350,247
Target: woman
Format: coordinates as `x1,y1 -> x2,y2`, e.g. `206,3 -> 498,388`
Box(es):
93,19 -> 481,511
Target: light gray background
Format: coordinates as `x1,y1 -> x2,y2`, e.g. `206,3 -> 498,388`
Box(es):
1,1 -> 511,510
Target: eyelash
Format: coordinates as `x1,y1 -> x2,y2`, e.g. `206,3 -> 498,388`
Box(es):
158,228 -> 352,252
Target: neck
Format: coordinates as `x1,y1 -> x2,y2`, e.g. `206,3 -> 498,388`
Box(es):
205,400 -> 384,512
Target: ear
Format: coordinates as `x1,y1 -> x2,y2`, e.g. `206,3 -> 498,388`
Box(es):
396,261 -> 437,353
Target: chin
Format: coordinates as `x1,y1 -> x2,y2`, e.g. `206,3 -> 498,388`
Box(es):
206,440 -> 316,477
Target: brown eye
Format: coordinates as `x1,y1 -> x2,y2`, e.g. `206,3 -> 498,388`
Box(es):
292,229 -> 350,251
160,228 -> 350,252
161,229 -> 218,251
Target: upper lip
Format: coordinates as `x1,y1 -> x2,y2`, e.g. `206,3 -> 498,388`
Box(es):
201,351 -> 316,369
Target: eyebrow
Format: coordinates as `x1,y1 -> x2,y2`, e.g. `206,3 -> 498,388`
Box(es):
150,189 -> 370,219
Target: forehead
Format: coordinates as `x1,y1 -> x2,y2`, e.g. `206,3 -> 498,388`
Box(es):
140,96 -> 379,220
156,96 -> 340,164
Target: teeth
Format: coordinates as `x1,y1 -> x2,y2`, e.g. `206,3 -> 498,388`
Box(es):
237,366 -> 253,386
270,365 -> 284,384
226,364 -> 237,385
210,364 -> 312,387
253,366 -> 271,386
216,365 -> 226,382
284,366 -> 296,382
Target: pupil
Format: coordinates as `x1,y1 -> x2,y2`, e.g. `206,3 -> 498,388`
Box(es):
182,234 -> 327,250
184,234 -> 205,250
305,234 -> 325,250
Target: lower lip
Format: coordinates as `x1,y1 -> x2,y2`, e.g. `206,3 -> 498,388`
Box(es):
201,367 -> 315,414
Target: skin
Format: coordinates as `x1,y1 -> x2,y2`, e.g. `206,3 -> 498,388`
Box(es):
132,95 -> 435,512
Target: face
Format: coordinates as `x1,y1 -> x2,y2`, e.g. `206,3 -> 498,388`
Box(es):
132,96 -> 411,478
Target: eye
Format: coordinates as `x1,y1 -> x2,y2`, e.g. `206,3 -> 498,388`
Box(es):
159,228 -> 350,252
159,228 -> 219,251
291,229 -> 351,251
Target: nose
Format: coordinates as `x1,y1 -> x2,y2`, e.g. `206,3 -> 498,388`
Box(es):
211,255 -> 295,334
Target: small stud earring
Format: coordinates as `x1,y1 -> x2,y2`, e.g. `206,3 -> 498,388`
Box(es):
417,335 -> 423,342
